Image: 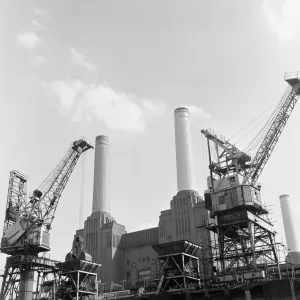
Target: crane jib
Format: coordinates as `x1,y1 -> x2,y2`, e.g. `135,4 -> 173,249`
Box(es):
0,138 -> 93,256
244,77 -> 300,184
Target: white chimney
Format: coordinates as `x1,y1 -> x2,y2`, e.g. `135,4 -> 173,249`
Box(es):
174,107 -> 197,192
92,135 -> 110,215
280,194 -> 300,263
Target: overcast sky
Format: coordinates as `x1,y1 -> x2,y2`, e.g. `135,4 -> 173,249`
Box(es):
1,0 -> 300,276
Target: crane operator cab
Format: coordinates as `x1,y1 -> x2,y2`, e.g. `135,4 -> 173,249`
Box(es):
65,236 -> 92,262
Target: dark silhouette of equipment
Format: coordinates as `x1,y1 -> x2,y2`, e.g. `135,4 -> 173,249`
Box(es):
65,236 -> 92,262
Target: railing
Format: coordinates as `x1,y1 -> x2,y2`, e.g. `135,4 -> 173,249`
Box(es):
204,128 -> 227,143
284,71 -> 300,80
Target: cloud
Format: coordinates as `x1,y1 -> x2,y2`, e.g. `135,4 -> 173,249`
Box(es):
184,105 -> 211,119
49,80 -> 86,116
34,7 -> 53,20
262,0 -> 300,42
45,79 -> 165,133
16,31 -> 42,49
70,48 -> 97,71
32,19 -> 43,30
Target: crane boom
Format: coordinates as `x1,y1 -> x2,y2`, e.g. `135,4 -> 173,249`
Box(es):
200,72 -> 300,279
243,72 -> 300,184
1,138 -> 93,255
25,139 -> 93,229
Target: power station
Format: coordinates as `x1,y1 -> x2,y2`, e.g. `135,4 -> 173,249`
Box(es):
74,107 -> 211,288
1,71 -> 300,299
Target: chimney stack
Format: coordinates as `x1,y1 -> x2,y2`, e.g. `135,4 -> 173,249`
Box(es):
279,194 -> 300,263
174,107 -> 196,192
92,135 -> 110,215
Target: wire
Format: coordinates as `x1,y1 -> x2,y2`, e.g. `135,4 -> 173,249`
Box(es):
228,103 -> 275,143
245,85 -> 291,155
234,112 -> 273,146
228,84 -> 292,157
79,154 -> 85,228
37,147 -> 71,193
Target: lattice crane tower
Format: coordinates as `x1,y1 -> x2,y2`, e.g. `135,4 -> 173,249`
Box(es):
201,71 -> 300,283
0,138 -> 93,300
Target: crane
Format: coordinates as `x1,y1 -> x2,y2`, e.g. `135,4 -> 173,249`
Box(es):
202,71 -> 300,196
0,138 -> 93,300
243,72 -> 300,185
201,71 -> 300,278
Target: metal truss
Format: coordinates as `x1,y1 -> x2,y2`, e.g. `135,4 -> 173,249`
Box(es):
54,260 -> 100,300
0,257 -> 100,300
1,171 -> 27,246
201,129 -> 251,181
0,255 -> 58,300
35,269 -> 58,300
1,139 -> 93,258
244,72 -> 300,185
152,241 -> 201,294
207,210 -> 280,279
24,139 -> 93,231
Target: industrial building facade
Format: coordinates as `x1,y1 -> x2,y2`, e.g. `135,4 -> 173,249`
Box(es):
74,108 -> 212,290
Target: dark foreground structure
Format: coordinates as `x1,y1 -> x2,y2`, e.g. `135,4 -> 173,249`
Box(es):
100,278 -> 300,300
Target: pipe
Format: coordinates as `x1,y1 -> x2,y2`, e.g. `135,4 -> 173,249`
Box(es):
92,135 -> 110,214
174,107 -> 196,192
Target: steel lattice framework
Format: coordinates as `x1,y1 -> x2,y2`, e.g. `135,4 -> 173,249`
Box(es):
1,171 -> 27,242
207,210 -> 279,274
152,240 -> 201,294
201,129 -> 251,186
244,73 -> 300,185
0,138 -> 93,300
0,255 -> 58,300
54,260 -> 100,300
24,139 -> 93,233
201,71 -> 300,285
1,139 -> 93,256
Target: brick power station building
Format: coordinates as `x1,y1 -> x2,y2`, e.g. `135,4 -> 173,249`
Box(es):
74,108 -> 211,290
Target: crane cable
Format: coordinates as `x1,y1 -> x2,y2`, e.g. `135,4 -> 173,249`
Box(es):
37,147 -> 72,193
233,110 -> 275,147
227,103 -> 275,143
79,154 -> 85,228
245,85 -> 291,155
244,85 -> 290,154
226,85 -> 291,156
